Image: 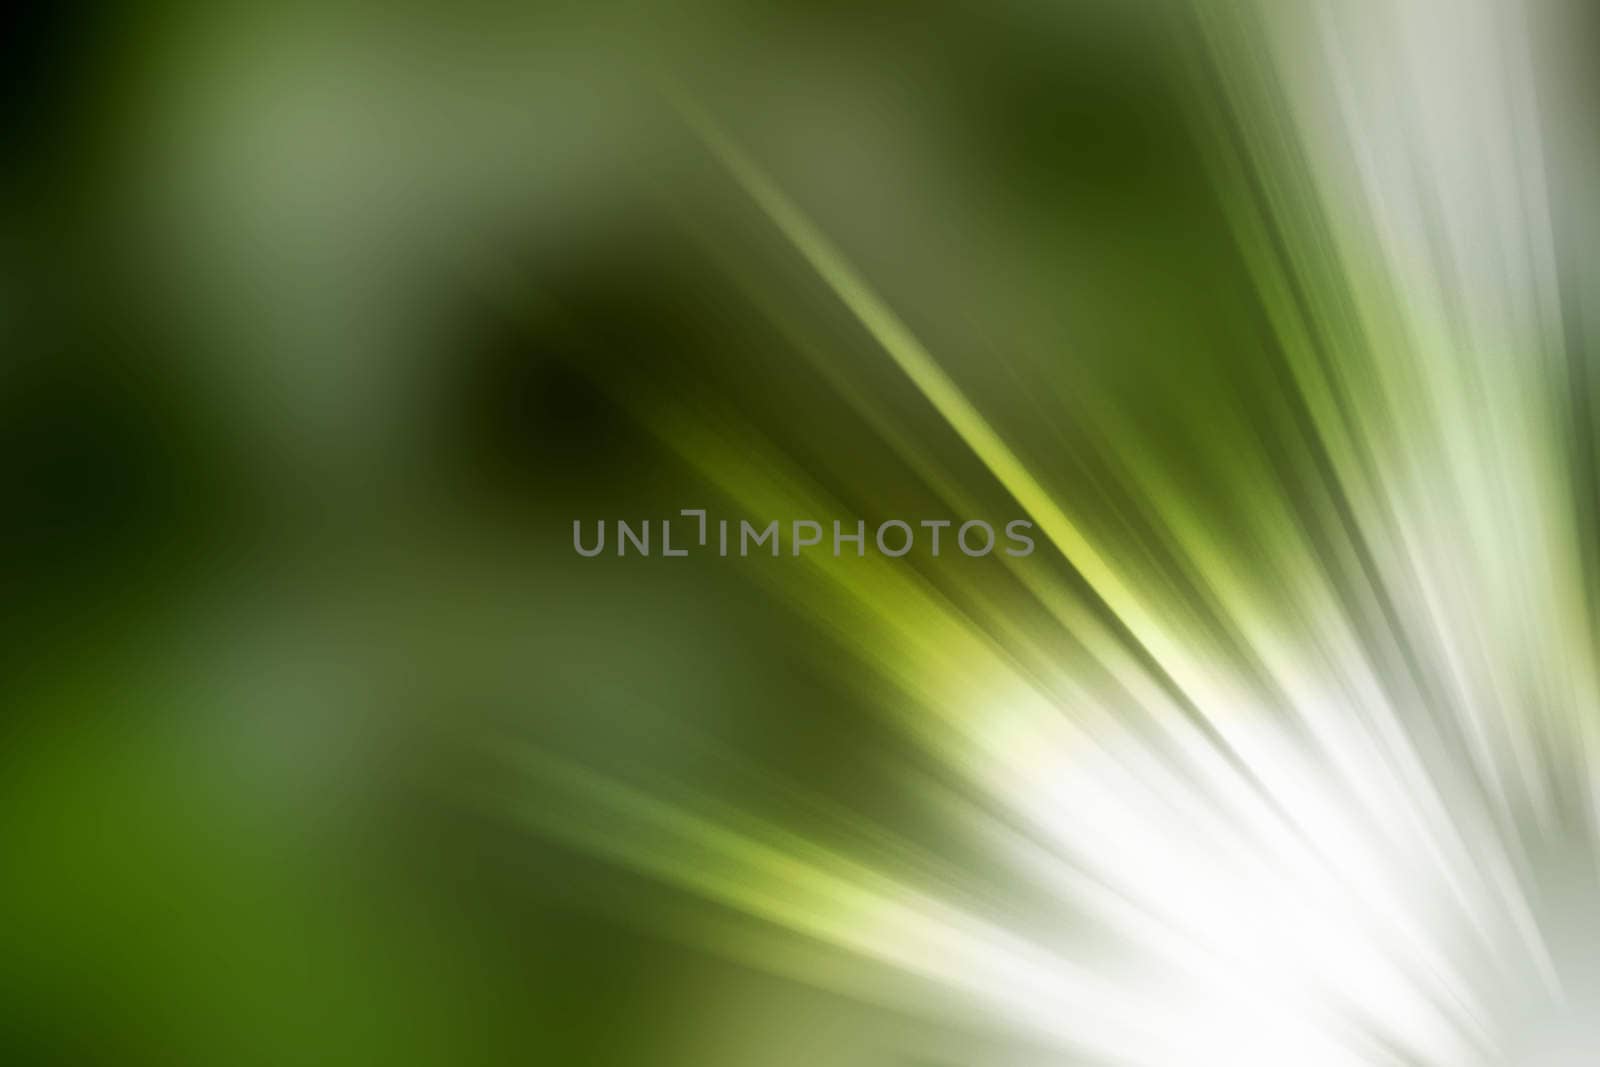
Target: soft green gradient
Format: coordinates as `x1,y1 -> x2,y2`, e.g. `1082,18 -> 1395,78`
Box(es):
9,1 -> 1600,1064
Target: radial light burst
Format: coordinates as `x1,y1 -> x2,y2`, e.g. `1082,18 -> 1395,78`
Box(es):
487,2 -> 1600,1064
12,1 -> 1600,1065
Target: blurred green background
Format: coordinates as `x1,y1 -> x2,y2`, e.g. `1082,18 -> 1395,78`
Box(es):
10,2 -> 1600,1064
